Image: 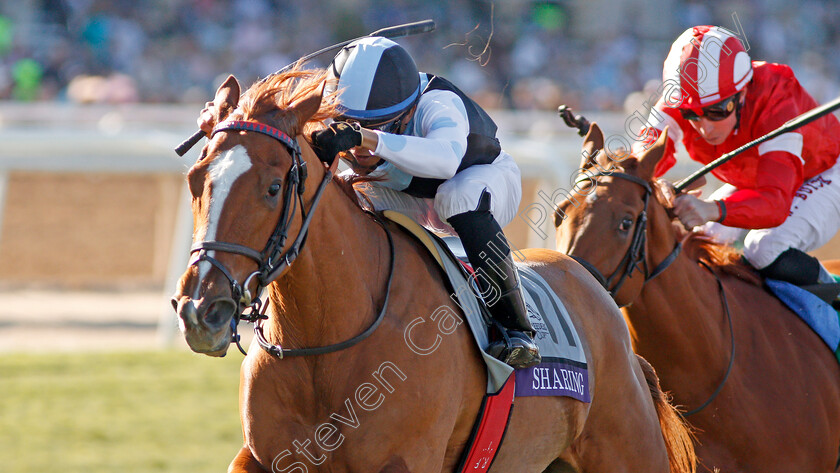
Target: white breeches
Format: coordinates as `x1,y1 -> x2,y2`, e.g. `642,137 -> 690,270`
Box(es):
700,158 -> 840,269
358,151 -> 522,236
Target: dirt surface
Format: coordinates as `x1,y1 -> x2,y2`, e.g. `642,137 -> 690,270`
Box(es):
0,289 -> 171,352
0,171 -> 183,288
0,288 -> 255,353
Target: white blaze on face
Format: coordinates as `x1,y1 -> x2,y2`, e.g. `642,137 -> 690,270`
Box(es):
191,145 -> 252,298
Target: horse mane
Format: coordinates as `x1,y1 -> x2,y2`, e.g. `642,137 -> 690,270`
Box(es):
239,62 -> 340,137
237,63 -> 370,209
679,229 -> 761,285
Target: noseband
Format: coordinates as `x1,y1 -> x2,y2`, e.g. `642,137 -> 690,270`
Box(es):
188,119 -> 395,358
569,171 -> 681,303
570,170 -> 736,416
190,120 -> 321,314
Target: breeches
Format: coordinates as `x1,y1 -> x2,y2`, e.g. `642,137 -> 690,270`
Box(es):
358,151 -> 523,235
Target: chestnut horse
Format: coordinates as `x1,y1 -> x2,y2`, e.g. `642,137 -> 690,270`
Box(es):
554,123 -> 840,472
171,68 -> 695,472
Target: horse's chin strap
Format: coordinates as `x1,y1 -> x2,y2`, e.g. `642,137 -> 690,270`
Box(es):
570,171 -> 681,305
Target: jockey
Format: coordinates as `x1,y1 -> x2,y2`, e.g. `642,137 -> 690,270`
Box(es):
635,25 -> 840,298
309,37 -> 540,369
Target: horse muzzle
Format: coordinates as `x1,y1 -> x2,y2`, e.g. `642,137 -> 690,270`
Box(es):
172,295 -> 238,356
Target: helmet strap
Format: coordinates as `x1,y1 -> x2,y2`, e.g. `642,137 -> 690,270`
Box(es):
733,89 -> 747,132
390,105 -> 417,134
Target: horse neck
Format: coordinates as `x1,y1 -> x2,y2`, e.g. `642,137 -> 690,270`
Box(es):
265,168 -> 390,351
628,209 -> 725,351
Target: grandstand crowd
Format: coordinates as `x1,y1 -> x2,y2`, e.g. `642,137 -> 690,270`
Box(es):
1,0 -> 838,113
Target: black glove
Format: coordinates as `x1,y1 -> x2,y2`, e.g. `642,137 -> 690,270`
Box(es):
311,122 -> 363,164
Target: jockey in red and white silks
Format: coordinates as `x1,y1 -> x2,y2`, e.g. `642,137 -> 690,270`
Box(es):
634,25 -> 840,284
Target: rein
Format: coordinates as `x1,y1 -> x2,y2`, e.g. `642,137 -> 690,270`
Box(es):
570,171 -> 681,301
683,261 -> 735,417
570,170 -> 734,416
189,119 -> 394,358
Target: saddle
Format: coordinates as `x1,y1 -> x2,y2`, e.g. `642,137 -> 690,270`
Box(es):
765,275 -> 840,363
383,210 -> 591,473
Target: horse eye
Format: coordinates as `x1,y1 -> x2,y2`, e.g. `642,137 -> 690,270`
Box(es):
619,217 -> 634,232
267,182 -> 281,197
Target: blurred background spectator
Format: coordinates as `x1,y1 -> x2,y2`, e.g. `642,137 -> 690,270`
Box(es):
1,0 -> 838,112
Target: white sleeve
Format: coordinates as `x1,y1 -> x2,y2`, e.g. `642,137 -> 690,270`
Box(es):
372,90 -> 468,180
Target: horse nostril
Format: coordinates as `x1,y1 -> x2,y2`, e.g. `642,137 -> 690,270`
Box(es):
204,298 -> 237,330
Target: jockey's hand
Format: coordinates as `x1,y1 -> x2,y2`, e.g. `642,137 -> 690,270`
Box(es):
673,191 -> 721,230
311,122 -> 363,164
197,101 -> 216,135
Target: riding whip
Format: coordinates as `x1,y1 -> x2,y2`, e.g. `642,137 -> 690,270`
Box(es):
174,19 -> 436,156
557,105 -> 591,137
675,94 -> 840,192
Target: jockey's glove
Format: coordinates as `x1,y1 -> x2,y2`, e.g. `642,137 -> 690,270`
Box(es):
311,122 -> 362,164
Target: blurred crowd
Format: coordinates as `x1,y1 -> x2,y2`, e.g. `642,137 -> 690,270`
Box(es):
1,0 -> 839,112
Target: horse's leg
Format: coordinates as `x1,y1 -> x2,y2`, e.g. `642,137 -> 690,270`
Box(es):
228,446 -> 270,473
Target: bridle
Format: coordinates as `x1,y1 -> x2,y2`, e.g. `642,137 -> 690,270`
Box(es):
569,170 -> 681,304
188,119 -> 394,358
569,169 -> 734,416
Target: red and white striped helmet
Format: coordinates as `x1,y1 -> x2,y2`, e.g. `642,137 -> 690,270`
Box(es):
663,25 -> 753,110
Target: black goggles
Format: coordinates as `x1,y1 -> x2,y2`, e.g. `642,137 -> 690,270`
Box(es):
359,118 -> 401,133
347,108 -> 411,134
680,93 -> 740,122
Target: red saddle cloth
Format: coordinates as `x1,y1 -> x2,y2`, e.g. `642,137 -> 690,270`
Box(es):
456,374 -> 515,472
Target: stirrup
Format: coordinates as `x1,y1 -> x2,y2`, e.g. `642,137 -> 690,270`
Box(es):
487,330 -> 541,369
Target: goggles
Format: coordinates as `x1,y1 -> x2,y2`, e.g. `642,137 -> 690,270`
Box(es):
345,107 -> 412,135
680,93 -> 741,122
357,118 -> 402,133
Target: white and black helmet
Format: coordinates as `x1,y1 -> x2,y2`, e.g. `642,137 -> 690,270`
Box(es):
328,36 -> 421,127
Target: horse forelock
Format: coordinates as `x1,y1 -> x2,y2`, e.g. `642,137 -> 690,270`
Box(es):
239,63 -> 341,136
234,64 -> 369,211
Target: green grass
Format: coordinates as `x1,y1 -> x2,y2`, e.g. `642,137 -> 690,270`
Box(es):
0,350 -> 244,472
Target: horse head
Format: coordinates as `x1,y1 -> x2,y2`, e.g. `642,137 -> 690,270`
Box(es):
171,68 -> 335,356
554,124 -> 680,306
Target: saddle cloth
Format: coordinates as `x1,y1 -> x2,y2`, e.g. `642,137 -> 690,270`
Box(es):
383,210 -> 590,401
766,277 -> 840,363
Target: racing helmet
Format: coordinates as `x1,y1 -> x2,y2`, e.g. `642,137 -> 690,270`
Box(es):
327,36 -> 421,127
663,25 -> 752,111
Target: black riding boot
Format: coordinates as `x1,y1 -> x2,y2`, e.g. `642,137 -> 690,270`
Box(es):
448,197 -> 541,369
759,248 -> 840,304
478,250 -> 542,368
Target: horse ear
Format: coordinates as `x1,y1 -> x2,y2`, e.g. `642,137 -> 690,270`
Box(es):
637,126 -> 669,179
214,75 -> 241,121
579,122 -> 609,170
287,82 -> 325,135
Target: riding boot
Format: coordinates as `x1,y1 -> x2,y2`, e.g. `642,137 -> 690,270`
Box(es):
479,250 -> 542,369
447,193 -> 541,369
759,247 -> 840,305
